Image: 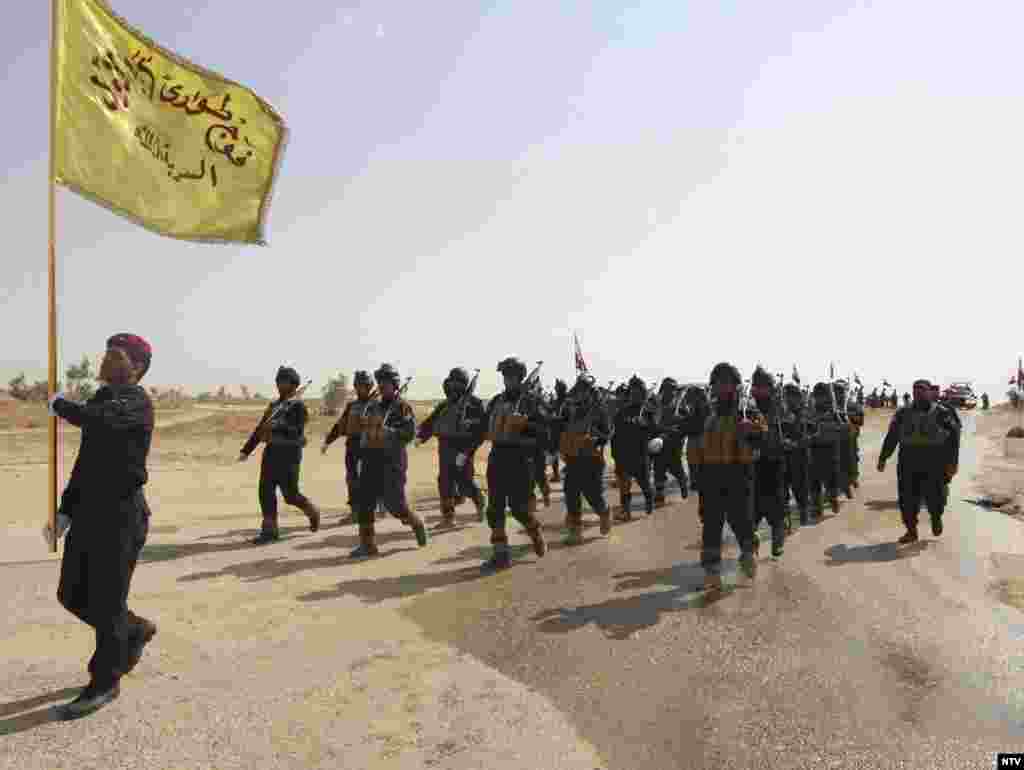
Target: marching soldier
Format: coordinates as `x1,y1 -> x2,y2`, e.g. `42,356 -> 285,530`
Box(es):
749,367 -> 787,558
780,383 -> 812,526
930,383 -> 961,509
549,378 -> 570,482
527,380 -> 554,513
688,362 -> 763,590
832,379 -> 855,499
877,379 -> 960,543
682,385 -> 711,522
652,377 -> 690,507
349,364 -> 429,557
239,366 -> 321,544
611,375 -> 658,520
806,382 -> 843,520
416,367 -> 487,528
554,375 -> 613,544
481,357 -> 548,570
843,381 -> 866,492
47,333 -> 159,719
322,370 -> 376,525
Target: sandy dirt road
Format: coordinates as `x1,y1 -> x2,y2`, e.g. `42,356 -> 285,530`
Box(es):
2,406 -> 1023,768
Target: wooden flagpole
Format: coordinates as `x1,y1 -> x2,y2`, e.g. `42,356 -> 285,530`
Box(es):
47,0 -> 59,553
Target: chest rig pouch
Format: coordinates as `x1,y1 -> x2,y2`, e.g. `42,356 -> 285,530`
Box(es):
901,406 -> 950,448
488,399 -> 528,444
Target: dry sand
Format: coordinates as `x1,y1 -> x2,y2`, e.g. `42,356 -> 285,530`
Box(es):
2,400 -> 1022,768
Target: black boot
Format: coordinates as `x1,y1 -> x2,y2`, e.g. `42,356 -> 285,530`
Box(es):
482,543 -> 512,572
645,495 -> 654,516
898,529 -> 918,545
771,524 -> 785,558
58,680 -> 121,721
930,512 -> 943,536
252,529 -> 279,545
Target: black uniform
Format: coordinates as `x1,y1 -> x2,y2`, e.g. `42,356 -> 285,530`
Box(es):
879,394 -> 960,540
780,386 -> 812,526
482,359 -> 548,569
351,369 -> 429,556
652,380 -> 690,505
549,380 -> 569,481
751,376 -> 788,557
241,389 -> 320,541
612,380 -> 658,519
681,387 -> 711,521
689,363 -> 763,586
806,385 -> 844,518
554,380 -> 612,542
54,385 -> 156,692
324,371 -> 376,518
417,380 -> 487,525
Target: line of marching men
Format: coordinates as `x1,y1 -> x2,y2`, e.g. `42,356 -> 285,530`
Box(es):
241,360 -> 959,587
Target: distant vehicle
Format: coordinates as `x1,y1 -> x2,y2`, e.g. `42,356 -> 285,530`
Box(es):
941,382 -> 978,410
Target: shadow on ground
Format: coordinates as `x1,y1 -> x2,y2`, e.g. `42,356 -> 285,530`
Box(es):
864,499 -> 901,512
530,561 -> 737,640
824,541 -> 928,565
0,687 -> 79,736
177,545 -> 419,583
296,564 -> 488,604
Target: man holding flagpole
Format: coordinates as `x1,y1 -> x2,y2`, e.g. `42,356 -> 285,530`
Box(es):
46,334 -> 158,719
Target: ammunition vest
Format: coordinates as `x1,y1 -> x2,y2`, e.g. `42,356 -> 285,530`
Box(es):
359,400 -> 407,450
345,400 -> 374,436
900,406 -> 950,448
433,402 -> 462,439
487,398 -> 529,444
695,414 -> 759,465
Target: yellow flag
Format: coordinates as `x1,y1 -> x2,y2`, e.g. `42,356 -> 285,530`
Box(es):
53,0 -> 287,244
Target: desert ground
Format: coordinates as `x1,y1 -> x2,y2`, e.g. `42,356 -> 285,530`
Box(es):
2,398 -> 1024,768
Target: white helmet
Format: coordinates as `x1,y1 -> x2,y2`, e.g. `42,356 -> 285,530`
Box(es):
647,437 -> 664,454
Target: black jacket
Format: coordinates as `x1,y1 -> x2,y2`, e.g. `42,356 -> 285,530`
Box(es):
55,384 -> 154,518
241,399 -> 309,459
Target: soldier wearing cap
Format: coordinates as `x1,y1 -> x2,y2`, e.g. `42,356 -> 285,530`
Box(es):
688,362 -> 763,590
681,384 -> 711,522
749,367 -> 788,558
652,377 -> 690,507
611,375 -> 658,520
805,382 -> 844,520
878,378 -> 960,543
831,379 -> 856,498
240,366 -> 321,543
323,370 -> 377,525
480,357 -> 548,570
549,378 -> 570,482
416,367 -> 488,528
553,374 -> 613,544
780,382 -> 813,526
47,333 -> 159,719
348,364 -> 429,557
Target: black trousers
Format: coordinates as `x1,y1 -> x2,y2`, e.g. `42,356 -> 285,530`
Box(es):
752,457 -> 786,535
486,449 -> 538,543
614,456 -> 653,501
357,454 -> 413,526
564,456 -> 608,516
897,458 -> 945,531
783,449 -> 810,513
808,443 -> 840,513
530,447 -> 551,500
437,443 -> 482,513
344,443 -> 362,511
652,441 -> 688,496
699,465 -> 754,573
258,449 -> 311,532
57,489 -> 151,687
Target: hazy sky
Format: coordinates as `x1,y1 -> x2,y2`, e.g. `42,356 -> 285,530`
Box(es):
3,1 -> 1022,399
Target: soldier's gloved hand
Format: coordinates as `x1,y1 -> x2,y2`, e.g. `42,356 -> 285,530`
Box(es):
455,453 -> 467,468
945,463 -> 957,481
876,458 -> 886,473
48,391 -> 66,417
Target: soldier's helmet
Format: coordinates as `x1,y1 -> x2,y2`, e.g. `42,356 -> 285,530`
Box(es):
812,382 -> 831,397
628,374 -> 646,392
833,378 -> 849,392
353,370 -> 372,387
374,363 -> 400,385
782,383 -> 802,397
751,366 -> 774,388
497,357 -> 527,380
275,366 -> 300,387
709,362 -> 742,387
446,367 -> 470,386
554,378 -> 568,396
660,377 -> 678,394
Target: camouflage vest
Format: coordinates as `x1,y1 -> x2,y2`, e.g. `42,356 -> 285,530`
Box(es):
345,399 -> 375,435
697,414 -> 760,465
487,397 -> 529,443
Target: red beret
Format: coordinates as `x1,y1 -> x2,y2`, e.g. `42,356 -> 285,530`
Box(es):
107,333 -> 152,375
